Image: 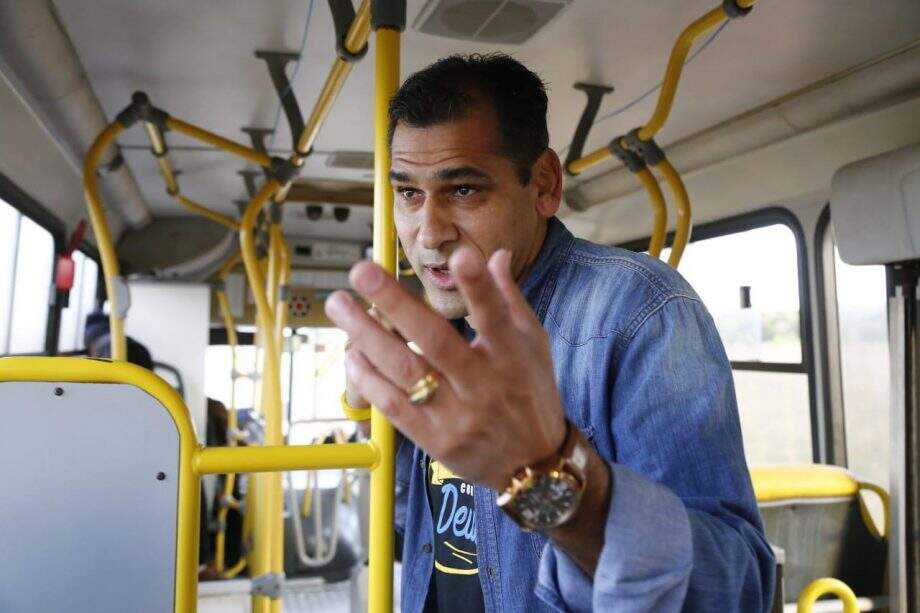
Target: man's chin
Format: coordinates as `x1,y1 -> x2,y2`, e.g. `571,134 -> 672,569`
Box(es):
425,288 -> 468,320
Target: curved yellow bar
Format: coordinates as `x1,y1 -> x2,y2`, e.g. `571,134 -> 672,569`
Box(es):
635,168 -> 668,258
166,116 -> 272,167
368,25 -> 401,613
638,5 -> 731,141
237,180 -> 284,613
566,146 -> 612,176
175,195 -> 240,231
83,122 -> 128,361
858,481 -> 889,540
797,578 -> 859,613
656,159 -> 691,268
295,0 -> 371,157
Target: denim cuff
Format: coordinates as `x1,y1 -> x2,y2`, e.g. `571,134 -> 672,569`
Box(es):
536,462 -> 693,612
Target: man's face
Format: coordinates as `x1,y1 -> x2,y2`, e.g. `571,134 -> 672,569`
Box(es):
390,105 -> 556,319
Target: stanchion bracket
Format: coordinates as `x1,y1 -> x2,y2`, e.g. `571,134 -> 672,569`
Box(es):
564,82 -> 614,175
255,51 -> 306,148
328,0 -> 369,61
608,137 -> 645,173
251,573 -> 284,599
624,129 -> 665,166
116,91 -> 169,130
723,0 -> 753,18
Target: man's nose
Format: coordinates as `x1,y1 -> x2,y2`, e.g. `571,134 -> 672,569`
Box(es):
417,201 -> 458,250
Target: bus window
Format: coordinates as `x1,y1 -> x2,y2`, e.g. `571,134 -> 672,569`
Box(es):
57,251 -> 99,353
832,241 -> 890,496
0,198 -> 55,355
661,218 -> 812,464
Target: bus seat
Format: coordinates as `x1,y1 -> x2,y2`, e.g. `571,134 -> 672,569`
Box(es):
0,357 -> 200,613
751,464 -> 888,612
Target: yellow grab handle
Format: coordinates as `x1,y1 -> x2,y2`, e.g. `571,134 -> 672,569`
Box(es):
657,159 -> 692,268
83,121 -> 128,360
635,168 -> 668,258
797,578 -> 859,613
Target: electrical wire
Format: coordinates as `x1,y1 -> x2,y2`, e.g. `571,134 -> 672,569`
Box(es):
559,19 -> 729,158
267,0 -> 316,151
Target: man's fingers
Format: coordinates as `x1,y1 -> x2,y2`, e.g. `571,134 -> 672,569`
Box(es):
344,349 -> 433,439
489,249 -> 541,331
326,290 -> 432,390
450,247 -> 515,345
348,261 -> 476,380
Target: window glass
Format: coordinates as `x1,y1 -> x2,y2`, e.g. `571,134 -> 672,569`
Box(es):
0,201 -> 18,352
834,247 -> 890,492
8,213 -> 54,354
660,221 -> 810,463
734,371 -> 812,464
205,344 -> 259,411
662,224 -> 802,363
57,251 -> 99,352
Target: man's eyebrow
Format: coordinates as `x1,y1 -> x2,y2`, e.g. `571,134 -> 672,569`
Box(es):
433,166 -> 491,181
389,170 -> 412,183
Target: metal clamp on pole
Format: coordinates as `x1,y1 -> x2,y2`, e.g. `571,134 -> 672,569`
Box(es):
371,0 -> 406,31
329,0 -> 370,61
723,0 -> 754,19
251,572 -> 284,599
115,91 -> 170,130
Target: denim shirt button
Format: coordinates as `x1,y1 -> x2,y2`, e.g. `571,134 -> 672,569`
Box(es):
422,543 -> 432,554
487,566 -> 496,581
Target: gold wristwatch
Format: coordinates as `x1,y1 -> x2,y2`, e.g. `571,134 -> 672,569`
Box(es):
497,420 -> 589,532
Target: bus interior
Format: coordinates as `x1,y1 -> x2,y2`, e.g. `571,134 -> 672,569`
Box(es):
1,0 -> 919,611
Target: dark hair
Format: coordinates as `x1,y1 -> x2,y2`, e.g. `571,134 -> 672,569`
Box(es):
388,53 -> 549,184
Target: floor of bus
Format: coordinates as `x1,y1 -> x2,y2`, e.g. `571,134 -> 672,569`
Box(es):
198,564 -> 401,612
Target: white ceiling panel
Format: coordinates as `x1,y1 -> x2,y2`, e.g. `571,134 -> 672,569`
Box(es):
53,0 -> 920,234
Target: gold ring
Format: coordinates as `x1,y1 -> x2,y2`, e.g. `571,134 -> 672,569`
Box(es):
407,372 -> 439,405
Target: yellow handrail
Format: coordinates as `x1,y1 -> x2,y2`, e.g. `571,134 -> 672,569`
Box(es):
567,0 -> 758,172
367,23 -> 401,613
635,168 -> 668,257
83,121 -> 128,360
175,195 -> 240,231
165,116 -> 272,167
213,251 -> 243,575
797,578 -> 859,613
657,158 -> 692,267
272,0 -> 372,204
637,5 -> 732,141
858,481 -> 890,540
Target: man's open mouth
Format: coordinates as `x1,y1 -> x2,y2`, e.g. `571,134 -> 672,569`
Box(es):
424,263 -> 457,291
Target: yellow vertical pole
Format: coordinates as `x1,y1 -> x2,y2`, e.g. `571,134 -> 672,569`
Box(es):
82,121 -> 128,361
239,180 -> 284,613
368,23 -> 400,613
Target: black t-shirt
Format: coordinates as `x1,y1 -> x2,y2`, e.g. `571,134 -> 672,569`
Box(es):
424,457 -> 486,612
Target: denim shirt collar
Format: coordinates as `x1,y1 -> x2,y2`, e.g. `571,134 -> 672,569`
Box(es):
520,217 -> 574,321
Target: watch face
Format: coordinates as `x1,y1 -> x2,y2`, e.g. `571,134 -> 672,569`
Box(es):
513,473 -> 580,530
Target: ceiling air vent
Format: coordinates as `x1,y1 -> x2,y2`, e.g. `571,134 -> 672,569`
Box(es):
325,150 -> 375,170
413,0 -> 570,45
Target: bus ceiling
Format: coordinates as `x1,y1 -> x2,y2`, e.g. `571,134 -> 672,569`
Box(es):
0,1 -> 919,250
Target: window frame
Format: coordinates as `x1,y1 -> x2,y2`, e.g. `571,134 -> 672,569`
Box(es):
0,171 -> 66,356
619,206 -> 819,460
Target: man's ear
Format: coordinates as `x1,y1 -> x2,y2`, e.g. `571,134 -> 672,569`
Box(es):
532,149 -> 563,218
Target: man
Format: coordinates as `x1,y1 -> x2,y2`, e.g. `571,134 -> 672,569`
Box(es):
325,54 -> 774,612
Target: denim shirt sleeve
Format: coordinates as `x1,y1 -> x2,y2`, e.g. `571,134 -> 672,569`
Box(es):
536,296 -> 775,612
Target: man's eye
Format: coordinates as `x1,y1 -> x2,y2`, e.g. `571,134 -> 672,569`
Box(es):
454,186 -> 477,197
398,188 -> 419,199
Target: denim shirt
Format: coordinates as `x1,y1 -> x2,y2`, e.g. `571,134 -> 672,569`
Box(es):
394,217 -> 776,612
